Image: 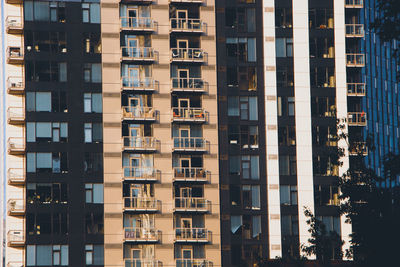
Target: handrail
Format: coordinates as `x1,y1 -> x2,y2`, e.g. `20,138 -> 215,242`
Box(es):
124,197 -> 159,210
171,78 -> 205,91
122,106 -> 157,120
170,18 -> 204,31
345,24 -> 364,36
121,77 -> 157,91
173,137 -> 207,150
172,107 -> 206,121
347,83 -> 365,96
175,227 -> 210,241
348,112 -> 367,125
174,197 -> 211,211
173,167 -> 209,182
120,17 -> 156,30
124,227 -> 160,241
123,167 -> 159,181
121,47 -> 155,60
171,48 -> 204,61
123,136 -> 159,150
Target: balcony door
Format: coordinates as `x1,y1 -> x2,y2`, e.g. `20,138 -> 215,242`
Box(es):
131,249 -> 141,263
176,10 -> 188,29
177,39 -> 189,58
127,8 -> 139,27
180,187 -> 192,198
182,247 -> 193,259
177,98 -> 190,118
128,67 -> 140,87
129,124 -> 142,137
178,69 -> 189,88
130,184 -> 151,198
127,37 -> 139,57
181,218 -> 192,229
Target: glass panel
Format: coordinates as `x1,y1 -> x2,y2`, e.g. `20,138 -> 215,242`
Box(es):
90,4 -> 101,24
36,92 -> 52,112
36,245 -> 52,266
91,63 -> 102,83
93,184 -> 104,203
59,63 -> 67,82
27,245 -> 36,266
92,93 -> 102,113
251,186 -> 260,209
280,185 -> 290,204
27,153 -> 36,173
247,38 -> 256,62
36,122 -> 52,138
25,1 -> 34,21
27,122 -> 36,142
252,216 -> 261,238
249,97 -> 258,120
34,2 -> 50,21
93,245 -> 104,265
61,246 -> 69,266
250,156 -> 259,179
37,153 -> 52,169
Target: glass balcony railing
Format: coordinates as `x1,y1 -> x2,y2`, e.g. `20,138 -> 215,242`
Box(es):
172,108 -> 207,122
345,24 -> 364,37
122,107 -> 157,121
121,77 -> 157,92
347,83 -> 366,96
173,167 -> 209,182
348,112 -> 367,126
123,167 -> 159,181
121,47 -> 156,61
124,227 -> 160,242
175,228 -> 211,242
171,78 -> 206,93
171,48 -> 205,62
174,197 -> 211,212
170,18 -> 205,32
120,17 -> 156,31
173,137 -> 208,151
123,137 -> 159,151
124,197 -> 160,211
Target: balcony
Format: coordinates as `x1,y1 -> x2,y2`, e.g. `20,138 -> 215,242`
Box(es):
171,48 -> 206,63
6,16 -> 23,34
5,0 -> 22,3
176,259 -> 213,267
8,137 -> 25,155
347,83 -> 366,96
173,167 -> 210,183
175,228 -> 211,243
7,107 -> 25,124
7,47 -> 24,64
124,227 -> 160,243
170,18 -> 205,33
349,142 -> 368,156
122,47 -> 156,62
122,77 -> 158,92
346,24 -> 364,37
345,0 -> 363,8
346,53 -> 365,67
8,168 -> 25,184
122,107 -> 157,121
123,137 -> 160,152
123,167 -> 160,182
7,76 -> 24,94
124,197 -> 160,212
171,78 -> 207,93
170,0 -> 205,3
174,197 -> 211,213
7,262 -> 24,267
124,259 -> 162,267
172,108 -> 207,123
7,199 -> 25,215
173,137 -> 208,152
7,230 -> 24,247
348,112 -> 367,126
120,17 -> 156,32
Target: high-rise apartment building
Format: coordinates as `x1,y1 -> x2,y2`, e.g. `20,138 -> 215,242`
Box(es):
3,0 -> 398,266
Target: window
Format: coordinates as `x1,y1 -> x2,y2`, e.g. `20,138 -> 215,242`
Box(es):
84,153 -> 103,174
240,125 -> 259,148
277,66 -> 294,87
85,245 -> 104,265
242,185 -> 260,210
27,183 -> 68,204
311,97 -> 336,117
275,8 -> 292,28
278,126 -> 296,146
85,184 -> 104,204
27,152 -> 68,173
316,216 -> 341,235
24,1 -> 66,23
26,61 -> 67,82
84,63 -> 102,83
229,155 -> 240,175
226,37 -> 256,62
314,185 -> 339,206
26,92 -> 51,112
241,155 -> 259,179
25,31 -> 67,54
276,38 -> 293,57
83,33 -> 101,54
278,97 -> 295,116
280,185 -> 298,205
27,122 -> 68,142
86,213 -> 104,235
313,155 -> 339,176
281,215 -> 299,236
84,123 -> 103,143
279,155 -> 297,176
82,3 -> 100,23
228,96 -> 239,116
27,245 -> 68,266
240,97 -> 258,120
27,213 -> 68,236
84,93 -> 102,113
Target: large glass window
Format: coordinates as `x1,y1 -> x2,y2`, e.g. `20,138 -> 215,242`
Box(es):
24,1 -> 65,23
82,3 -> 100,23
84,64 -> 102,83
84,93 -> 102,113
27,245 -> 68,266
27,153 -> 68,173
85,245 -> 104,265
85,184 -> 104,204
280,185 -> 298,205
27,122 -> 68,142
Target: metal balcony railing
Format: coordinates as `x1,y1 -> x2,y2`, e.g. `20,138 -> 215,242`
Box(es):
120,17 -> 156,31
6,16 -> 23,33
7,199 -> 25,215
121,77 -> 157,92
345,24 -> 364,37
8,168 -> 25,184
171,48 -> 205,62
122,47 -> 156,61
347,83 -> 366,96
124,259 -> 162,267
175,228 -> 211,242
7,76 -> 24,94
172,108 -> 207,123
123,167 -> 160,181
346,53 -> 365,67
7,47 -> 24,63
345,0 -> 363,8
7,107 -> 25,124
174,197 -> 211,212
173,167 -> 210,182
123,137 -> 160,151
7,137 -> 25,154
171,78 -> 206,93
124,197 -> 160,211
170,18 -> 205,32
122,107 -> 157,121
7,230 -> 25,246
349,142 -> 368,156
348,112 -> 367,126
176,259 -> 213,267
124,227 -> 160,242
173,137 -> 208,152
170,0 -> 205,3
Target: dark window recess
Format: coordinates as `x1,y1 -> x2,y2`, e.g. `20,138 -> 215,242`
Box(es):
27,213 -> 68,236
310,67 -> 336,88
25,31 -> 67,54
228,125 -> 259,149
83,63 -> 102,83
84,153 -> 103,174
27,122 -> 68,143
26,91 -> 67,113
278,126 -> 296,146
314,185 -> 339,206
24,1 -> 66,23
86,212 -> 104,234
277,66 -> 294,87
230,215 -> 262,240
225,37 -> 256,63
278,96 -> 295,116
26,152 -> 68,174
83,32 -> 101,54
311,97 -> 336,117
27,183 -> 68,204
313,154 -> 339,176
226,66 -> 257,91
225,7 -> 256,32
312,125 -> 337,146
275,8 -> 293,28
279,155 -> 297,176
85,245 -> 104,265
309,8 -> 334,29
25,61 -> 67,82
230,245 -> 263,267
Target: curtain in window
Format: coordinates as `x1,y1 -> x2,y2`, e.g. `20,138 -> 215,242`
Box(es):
231,215 -> 243,234
27,123 -> 36,142
247,38 -> 256,62
251,186 -> 260,209
252,216 -> 261,238
24,1 -> 34,21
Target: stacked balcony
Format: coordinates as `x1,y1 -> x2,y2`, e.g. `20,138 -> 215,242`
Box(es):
172,107 -> 208,123
122,107 -> 158,121
121,77 -> 158,92
7,262 -> 24,267
7,46 -> 24,64
345,24 -> 364,38
7,230 -> 25,247
124,197 -> 161,212
345,0 -> 363,8
349,142 -> 368,156
171,78 -> 207,93
7,107 -> 25,124
123,137 -> 160,152
6,16 -> 23,34
175,227 -> 211,243
8,168 -> 25,184
5,0 -> 23,3
7,199 -> 25,215
7,76 -> 25,94
347,83 -> 366,97
173,167 -> 210,183
174,197 -> 211,213
124,259 -> 162,267
347,112 -> 367,126
176,259 -> 213,267
171,48 -> 206,63
120,17 -> 157,32
7,137 -> 25,155
123,167 -> 160,182
170,18 -> 205,33
346,53 -> 365,67
170,0 -> 205,3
